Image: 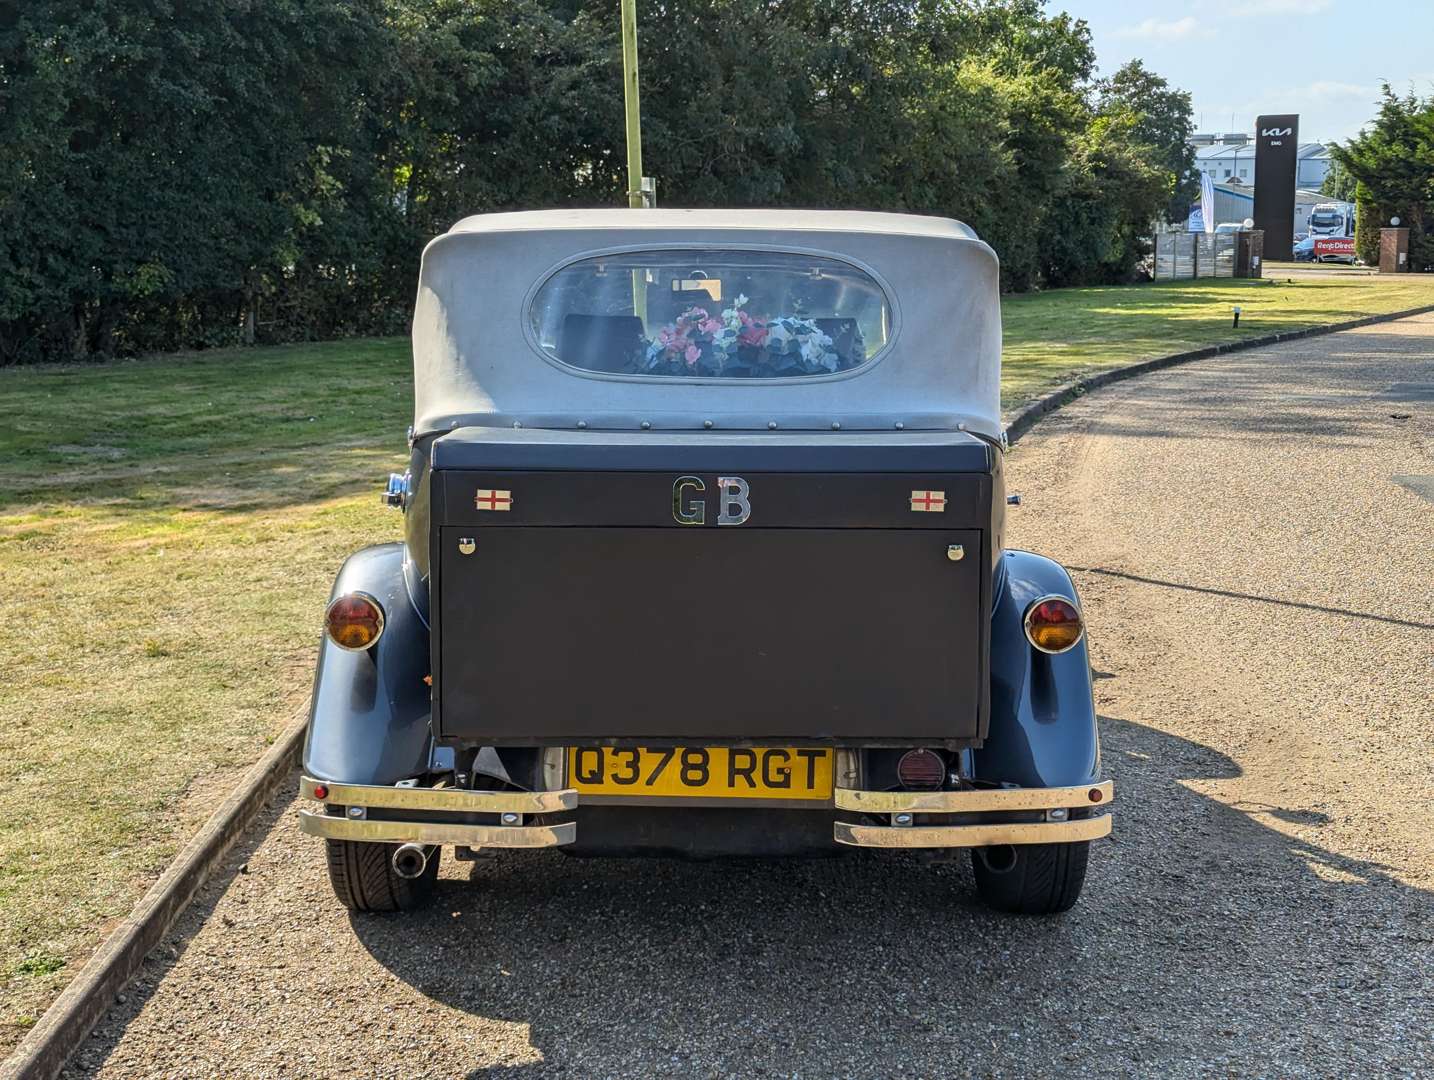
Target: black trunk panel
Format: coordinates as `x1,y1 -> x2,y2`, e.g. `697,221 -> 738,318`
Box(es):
435,526 -> 984,744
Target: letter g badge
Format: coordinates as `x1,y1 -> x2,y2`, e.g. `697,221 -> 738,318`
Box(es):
672,476 -> 706,524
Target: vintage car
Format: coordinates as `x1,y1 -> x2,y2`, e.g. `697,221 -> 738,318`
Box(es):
299,209 -> 1111,915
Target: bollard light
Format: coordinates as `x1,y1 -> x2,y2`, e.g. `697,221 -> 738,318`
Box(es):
1233,305 -> 1242,329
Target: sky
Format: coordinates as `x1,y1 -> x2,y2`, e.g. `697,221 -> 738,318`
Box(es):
1066,0 -> 1434,144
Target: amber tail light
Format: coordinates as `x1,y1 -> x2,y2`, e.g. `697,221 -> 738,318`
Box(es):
325,592 -> 386,651
1022,596 -> 1083,654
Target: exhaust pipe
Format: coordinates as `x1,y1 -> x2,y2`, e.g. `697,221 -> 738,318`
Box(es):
391,843 -> 431,879
976,844 -> 1018,874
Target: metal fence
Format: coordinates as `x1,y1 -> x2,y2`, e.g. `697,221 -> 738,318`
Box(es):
1152,231 -> 1237,280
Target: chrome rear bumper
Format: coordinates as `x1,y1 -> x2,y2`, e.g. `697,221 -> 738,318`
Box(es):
297,776 -> 1112,851
296,776 -> 577,849
833,781 -> 1113,848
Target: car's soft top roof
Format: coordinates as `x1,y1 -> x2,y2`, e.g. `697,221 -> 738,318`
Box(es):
447,208 -> 981,242
412,209 -> 1002,440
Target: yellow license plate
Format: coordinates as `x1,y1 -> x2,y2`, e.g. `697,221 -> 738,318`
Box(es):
567,746 -> 833,800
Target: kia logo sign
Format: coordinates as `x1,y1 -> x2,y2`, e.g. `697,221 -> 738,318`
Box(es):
1254,113 -> 1299,260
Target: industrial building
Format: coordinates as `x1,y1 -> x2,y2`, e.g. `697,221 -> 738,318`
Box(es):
1191,180 -> 1352,239
1191,133 -> 1333,190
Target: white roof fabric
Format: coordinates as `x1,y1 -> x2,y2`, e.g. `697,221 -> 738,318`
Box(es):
412,209 -> 1002,440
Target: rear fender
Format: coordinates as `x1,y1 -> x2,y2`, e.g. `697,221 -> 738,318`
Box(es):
304,543 -> 432,785
971,550 -> 1100,788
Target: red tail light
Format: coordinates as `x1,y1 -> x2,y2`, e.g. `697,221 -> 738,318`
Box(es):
896,749 -> 946,790
325,592 -> 386,651
1023,596 -> 1083,654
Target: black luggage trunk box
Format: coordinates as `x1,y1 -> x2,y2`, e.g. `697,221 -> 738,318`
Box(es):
429,429 -> 995,747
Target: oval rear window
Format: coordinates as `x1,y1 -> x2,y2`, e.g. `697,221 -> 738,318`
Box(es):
530,249 -> 891,379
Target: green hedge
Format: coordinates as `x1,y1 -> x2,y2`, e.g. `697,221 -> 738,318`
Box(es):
1,0 -> 1196,364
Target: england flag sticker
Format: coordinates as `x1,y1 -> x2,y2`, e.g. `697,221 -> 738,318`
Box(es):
909,489 -> 946,512
475,488 -> 513,511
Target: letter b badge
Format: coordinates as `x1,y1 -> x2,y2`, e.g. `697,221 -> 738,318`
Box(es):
716,476 -> 751,525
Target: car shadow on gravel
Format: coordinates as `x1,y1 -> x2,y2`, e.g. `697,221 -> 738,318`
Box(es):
59,722 -> 1431,1077
332,716 -> 1431,1077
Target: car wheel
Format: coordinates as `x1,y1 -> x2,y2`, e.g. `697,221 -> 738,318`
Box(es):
324,839 -> 440,912
970,838 -> 1090,915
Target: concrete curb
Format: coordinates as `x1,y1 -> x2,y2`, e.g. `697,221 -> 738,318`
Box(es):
1,712 -> 307,1080
1002,302 -> 1434,446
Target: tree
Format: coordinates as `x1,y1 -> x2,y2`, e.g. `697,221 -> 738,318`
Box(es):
1332,86 -> 1434,268
1042,110 -> 1171,286
0,0 -> 390,361
1320,154 -> 1357,202
1096,60 -> 1195,222
1,0 -> 1203,362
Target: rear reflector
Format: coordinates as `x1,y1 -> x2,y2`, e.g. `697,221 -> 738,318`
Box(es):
896,749 -> 946,790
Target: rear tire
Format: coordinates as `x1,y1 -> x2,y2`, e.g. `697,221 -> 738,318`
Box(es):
970,840 -> 1089,915
324,840 -> 439,912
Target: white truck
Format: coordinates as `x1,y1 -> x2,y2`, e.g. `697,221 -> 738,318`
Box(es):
1308,202 -> 1353,238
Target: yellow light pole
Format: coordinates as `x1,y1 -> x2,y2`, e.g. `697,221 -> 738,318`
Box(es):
620,0 -> 652,321
620,0 -> 653,209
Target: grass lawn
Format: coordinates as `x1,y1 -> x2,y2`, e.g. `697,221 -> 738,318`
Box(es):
3,270 -> 1434,1050
1000,269 -> 1434,407
0,340 -> 413,1047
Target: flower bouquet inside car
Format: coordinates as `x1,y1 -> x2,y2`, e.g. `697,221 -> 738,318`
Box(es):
642,295 -> 857,377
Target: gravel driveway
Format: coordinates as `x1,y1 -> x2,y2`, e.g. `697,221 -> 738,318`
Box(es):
65,316 -> 1433,1079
